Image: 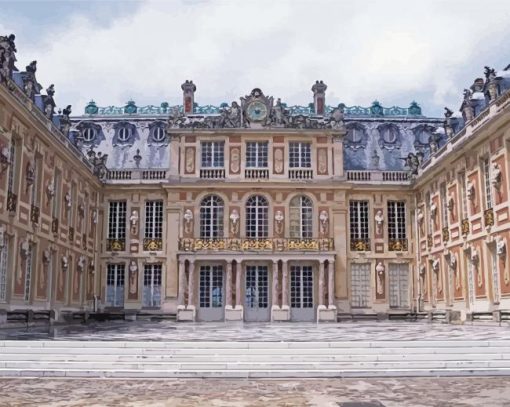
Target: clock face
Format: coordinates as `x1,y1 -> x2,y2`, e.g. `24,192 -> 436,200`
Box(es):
246,101 -> 268,122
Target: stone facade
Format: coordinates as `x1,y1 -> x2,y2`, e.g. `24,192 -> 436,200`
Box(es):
0,34 -> 509,322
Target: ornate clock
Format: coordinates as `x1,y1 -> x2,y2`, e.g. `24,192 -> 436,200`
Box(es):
246,100 -> 268,122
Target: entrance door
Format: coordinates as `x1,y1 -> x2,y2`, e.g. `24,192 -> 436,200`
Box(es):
106,264 -> 125,307
290,265 -> 314,321
143,264 -> 162,308
245,265 -> 270,322
197,265 -> 224,321
389,263 -> 409,308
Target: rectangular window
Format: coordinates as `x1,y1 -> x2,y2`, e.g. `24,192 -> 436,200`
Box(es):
289,142 -> 311,168
459,172 -> 468,219
51,170 -> 61,219
108,201 -> 127,240
143,264 -> 162,307
7,139 -> 17,194
106,264 -> 125,307
483,158 -> 493,209
349,200 -> 369,242
0,238 -> 9,302
201,141 -> 224,168
69,183 -> 76,225
31,156 -> 42,206
24,243 -> 34,302
350,263 -> 370,308
440,183 -> 448,227
144,201 -> 163,239
389,263 -> 409,308
388,201 -> 406,239
246,142 -> 268,168
425,192 -> 433,234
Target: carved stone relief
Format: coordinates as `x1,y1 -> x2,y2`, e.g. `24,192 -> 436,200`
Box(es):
230,146 -> 240,174
273,147 -> 284,174
185,147 -> 195,174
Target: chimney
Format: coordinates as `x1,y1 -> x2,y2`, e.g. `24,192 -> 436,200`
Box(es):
181,80 -> 196,115
311,80 -> 327,115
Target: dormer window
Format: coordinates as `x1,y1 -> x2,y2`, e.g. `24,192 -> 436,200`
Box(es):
345,123 -> 367,150
118,127 -> 131,142
113,122 -> 136,146
153,127 -> 165,142
378,123 -> 401,150
82,127 -> 96,142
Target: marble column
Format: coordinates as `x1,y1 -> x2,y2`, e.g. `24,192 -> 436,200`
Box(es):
318,261 -> 325,307
226,261 -> 233,308
272,260 -> 279,308
328,260 -> 335,308
177,260 -> 186,307
236,261 -> 242,307
188,261 -> 195,308
282,260 -> 289,308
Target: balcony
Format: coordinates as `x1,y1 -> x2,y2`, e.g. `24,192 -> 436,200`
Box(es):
106,238 -> 125,252
461,218 -> 470,235
6,192 -> 17,213
143,238 -> 163,251
52,217 -> 59,234
105,169 -> 167,182
346,170 -> 410,183
245,168 -> 269,179
30,204 -> 40,224
200,168 -> 225,179
179,237 -> 334,252
484,208 -> 495,228
350,238 -> 371,252
288,169 -> 313,180
388,238 -> 408,251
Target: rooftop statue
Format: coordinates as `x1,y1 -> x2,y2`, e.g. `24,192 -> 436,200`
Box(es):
0,34 -> 17,83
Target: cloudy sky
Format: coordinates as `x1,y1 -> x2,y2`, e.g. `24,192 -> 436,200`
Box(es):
1,0 -> 509,117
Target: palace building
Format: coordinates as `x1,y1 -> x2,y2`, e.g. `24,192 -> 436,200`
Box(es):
0,34 -> 509,323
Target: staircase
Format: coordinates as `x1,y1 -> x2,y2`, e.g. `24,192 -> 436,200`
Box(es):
1,340 -> 510,378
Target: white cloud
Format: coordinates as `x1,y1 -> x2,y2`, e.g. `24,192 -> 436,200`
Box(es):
4,0 -> 510,116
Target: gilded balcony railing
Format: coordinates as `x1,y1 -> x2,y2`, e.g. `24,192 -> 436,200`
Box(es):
484,208 -> 495,227
179,237 -> 334,252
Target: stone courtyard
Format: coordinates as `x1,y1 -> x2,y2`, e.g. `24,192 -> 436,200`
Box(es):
2,320 -> 510,342
1,377 -> 510,406
1,321 -> 510,405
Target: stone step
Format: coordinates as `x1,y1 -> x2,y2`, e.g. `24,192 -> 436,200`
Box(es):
3,360 -> 510,370
2,367 -> 510,378
0,340 -> 510,351
2,346 -> 510,355
2,353 -> 508,362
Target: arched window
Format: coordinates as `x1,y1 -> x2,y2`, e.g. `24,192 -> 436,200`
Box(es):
246,195 -> 268,239
82,127 -> 96,142
200,195 -> 224,239
289,196 -> 313,238
152,126 -> 166,142
118,127 -> 132,142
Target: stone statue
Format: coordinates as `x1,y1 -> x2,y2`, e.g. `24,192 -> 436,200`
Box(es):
184,209 -> 193,234
319,210 -> 329,236
130,210 -> 139,235
447,194 -> 455,212
270,98 -> 289,126
401,152 -> 423,175
77,255 -> 86,272
416,208 -> 424,226
0,225 -> 5,249
46,180 -> 55,200
419,264 -> 427,295
0,34 -> 17,82
25,162 -> 35,189
274,210 -> 284,235
60,105 -> 72,135
43,84 -> 56,119
443,107 -> 454,138
129,260 -> 138,295
229,209 -> 239,235
328,106 -> 345,130
491,163 -> 502,190
61,255 -> 68,271
466,181 -> 475,201
462,89 -> 474,122
485,66 -> 499,101
374,210 -> 384,235
496,236 -> 506,257
376,262 -> 385,295
220,101 -> 241,128
65,191 -> 72,208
